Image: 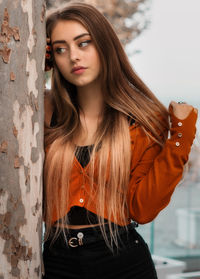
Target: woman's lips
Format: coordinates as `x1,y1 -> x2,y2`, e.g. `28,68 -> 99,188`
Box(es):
71,66 -> 87,74
72,68 -> 86,74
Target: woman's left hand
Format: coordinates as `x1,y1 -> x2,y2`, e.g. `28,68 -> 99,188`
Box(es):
45,38 -> 53,71
169,101 -> 198,120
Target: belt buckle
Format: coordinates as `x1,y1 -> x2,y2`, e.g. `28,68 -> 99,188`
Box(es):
68,232 -> 84,248
68,237 -> 78,248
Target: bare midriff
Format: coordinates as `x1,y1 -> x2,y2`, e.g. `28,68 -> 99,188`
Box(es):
54,223 -> 108,229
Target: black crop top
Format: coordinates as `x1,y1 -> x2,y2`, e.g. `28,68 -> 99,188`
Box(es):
50,110 -> 135,225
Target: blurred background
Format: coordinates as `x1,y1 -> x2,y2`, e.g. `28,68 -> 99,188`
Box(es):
46,0 -> 200,277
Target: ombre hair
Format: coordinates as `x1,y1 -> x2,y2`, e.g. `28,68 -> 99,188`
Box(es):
44,2 -> 169,249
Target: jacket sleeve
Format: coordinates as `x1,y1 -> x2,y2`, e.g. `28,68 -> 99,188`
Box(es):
128,109 -> 198,224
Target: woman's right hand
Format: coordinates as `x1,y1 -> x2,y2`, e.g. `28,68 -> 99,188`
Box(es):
169,101 -> 198,120
45,38 -> 53,71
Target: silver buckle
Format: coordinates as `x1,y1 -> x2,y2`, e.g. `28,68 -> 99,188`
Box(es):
68,237 -> 78,248
68,232 -> 84,248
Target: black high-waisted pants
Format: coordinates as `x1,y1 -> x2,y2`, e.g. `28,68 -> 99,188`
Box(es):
42,223 -> 157,279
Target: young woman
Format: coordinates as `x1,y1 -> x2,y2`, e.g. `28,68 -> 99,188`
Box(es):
43,3 -> 198,279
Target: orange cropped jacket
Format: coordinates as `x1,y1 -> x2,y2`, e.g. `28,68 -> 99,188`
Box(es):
48,109 -> 197,226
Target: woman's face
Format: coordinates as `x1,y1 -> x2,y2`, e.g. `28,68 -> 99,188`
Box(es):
51,20 -> 101,88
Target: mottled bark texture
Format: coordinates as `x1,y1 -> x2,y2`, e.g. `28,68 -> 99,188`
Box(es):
0,1 -> 46,278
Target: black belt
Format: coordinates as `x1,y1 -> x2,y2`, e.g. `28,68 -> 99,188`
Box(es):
50,222 -> 138,248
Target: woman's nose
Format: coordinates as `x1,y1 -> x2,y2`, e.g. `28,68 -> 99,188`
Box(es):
69,46 -> 80,62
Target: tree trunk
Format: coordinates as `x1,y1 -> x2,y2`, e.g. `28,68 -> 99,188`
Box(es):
0,1 -> 46,278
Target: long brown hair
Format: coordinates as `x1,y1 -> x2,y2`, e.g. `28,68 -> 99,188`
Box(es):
44,2 -> 169,249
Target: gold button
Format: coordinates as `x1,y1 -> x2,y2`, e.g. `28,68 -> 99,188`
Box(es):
178,122 -> 183,127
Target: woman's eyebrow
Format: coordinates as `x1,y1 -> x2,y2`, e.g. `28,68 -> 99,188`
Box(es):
52,33 -> 90,46
74,33 -> 90,40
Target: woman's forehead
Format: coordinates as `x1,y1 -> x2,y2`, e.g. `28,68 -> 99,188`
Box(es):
51,20 -> 89,41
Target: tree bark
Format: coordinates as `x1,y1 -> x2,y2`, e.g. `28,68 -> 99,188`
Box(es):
0,1 -> 46,278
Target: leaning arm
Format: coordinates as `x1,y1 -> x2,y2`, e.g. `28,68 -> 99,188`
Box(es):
128,109 -> 197,224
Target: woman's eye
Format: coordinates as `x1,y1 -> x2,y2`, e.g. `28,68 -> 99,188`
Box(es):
55,48 -> 66,54
79,40 -> 91,47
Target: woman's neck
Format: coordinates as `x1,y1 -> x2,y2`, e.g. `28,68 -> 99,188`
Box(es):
77,83 -> 104,118
74,83 -> 104,146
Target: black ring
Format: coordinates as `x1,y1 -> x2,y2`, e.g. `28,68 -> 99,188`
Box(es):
178,101 -> 186,104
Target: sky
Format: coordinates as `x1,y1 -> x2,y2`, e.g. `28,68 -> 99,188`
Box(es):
126,0 -> 200,111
